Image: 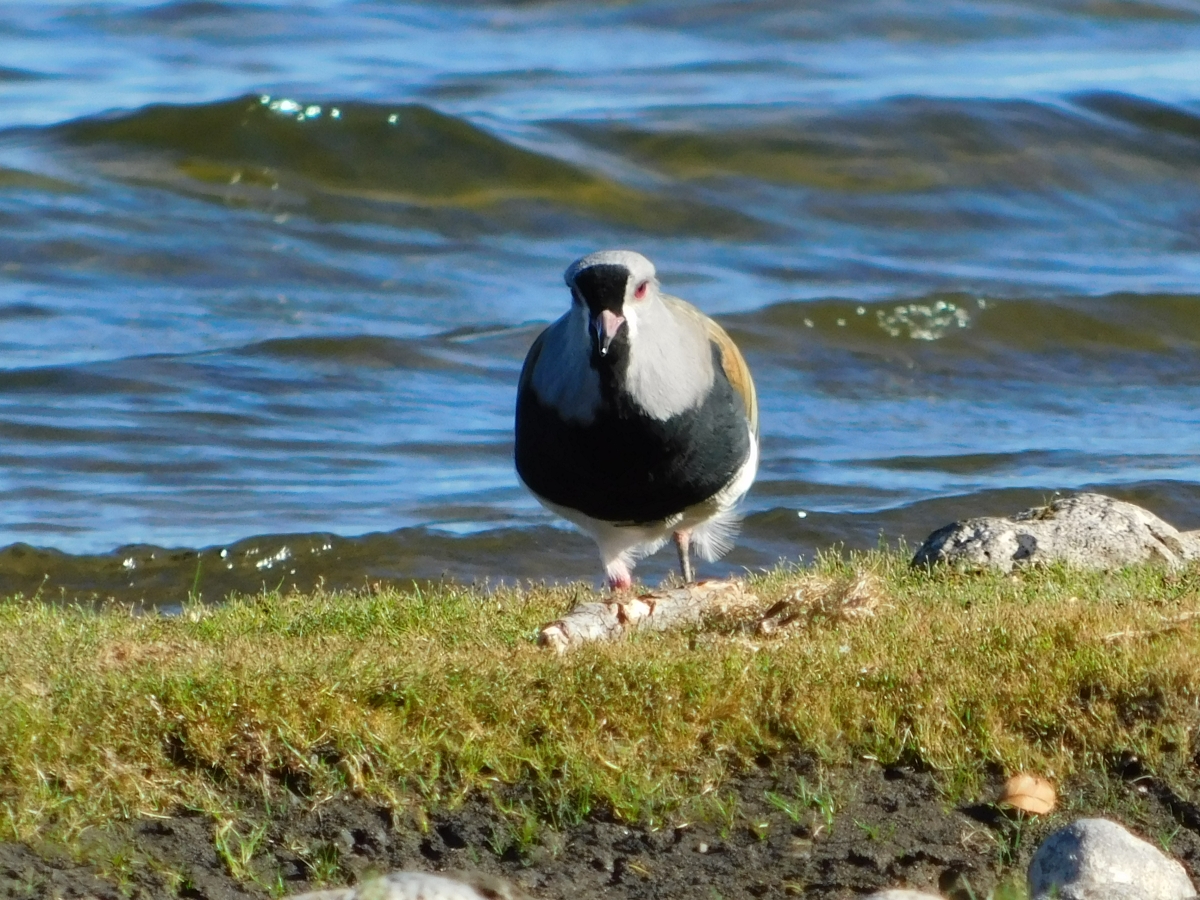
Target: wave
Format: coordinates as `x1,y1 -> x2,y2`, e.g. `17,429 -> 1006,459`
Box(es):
558,93 -> 1200,194
230,292 -> 1200,366
4,289 -> 1195,405
56,95 -> 758,235
241,334 -> 461,371
728,292 -> 1200,366
0,302 -> 55,320
131,1 -> 255,24
0,66 -> 44,82
0,322 -> 540,404
1077,92 -> 1200,143
123,290 -> 1200,387
0,365 -> 168,396
0,167 -> 75,192
239,326 -> 538,373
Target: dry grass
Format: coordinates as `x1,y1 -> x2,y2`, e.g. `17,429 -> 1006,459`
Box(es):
1,551 -> 1199,845
756,570 -> 887,633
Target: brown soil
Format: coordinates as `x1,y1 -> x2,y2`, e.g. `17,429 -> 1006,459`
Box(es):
2,759 -> 1198,900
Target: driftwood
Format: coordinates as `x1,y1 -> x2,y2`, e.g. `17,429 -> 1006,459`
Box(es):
537,563 -> 1193,653
537,572 -> 890,652
537,579 -> 759,654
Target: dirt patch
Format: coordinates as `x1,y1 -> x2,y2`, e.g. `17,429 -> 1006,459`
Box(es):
2,760 -> 1198,900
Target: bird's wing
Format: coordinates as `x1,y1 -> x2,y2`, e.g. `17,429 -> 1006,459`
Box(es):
664,295 -> 759,439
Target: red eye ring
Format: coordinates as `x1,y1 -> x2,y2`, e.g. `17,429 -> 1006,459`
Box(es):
634,281 -> 648,300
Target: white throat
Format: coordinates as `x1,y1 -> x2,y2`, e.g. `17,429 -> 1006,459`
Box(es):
621,297 -> 714,421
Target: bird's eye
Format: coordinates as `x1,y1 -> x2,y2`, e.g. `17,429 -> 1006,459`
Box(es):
634,281 -> 648,300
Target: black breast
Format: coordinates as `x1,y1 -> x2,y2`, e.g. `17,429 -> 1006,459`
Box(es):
515,344 -> 752,524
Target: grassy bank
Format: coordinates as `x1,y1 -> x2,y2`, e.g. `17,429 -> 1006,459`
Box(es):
1,552 -> 1199,850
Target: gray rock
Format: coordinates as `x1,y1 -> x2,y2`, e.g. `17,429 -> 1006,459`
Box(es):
861,891 -> 944,900
912,493 -> 1200,573
288,871 -> 530,900
1028,818 -> 1197,900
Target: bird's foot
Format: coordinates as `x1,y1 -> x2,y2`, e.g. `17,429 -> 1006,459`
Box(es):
606,559 -> 633,592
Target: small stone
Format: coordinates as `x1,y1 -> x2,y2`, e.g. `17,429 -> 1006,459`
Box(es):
912,493 -> 1200,573
1028,818 -> 1197,900
697,842 -> 709,853
286,871 -> 531,900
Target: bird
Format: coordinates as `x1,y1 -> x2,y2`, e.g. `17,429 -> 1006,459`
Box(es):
514,250 -> 759,590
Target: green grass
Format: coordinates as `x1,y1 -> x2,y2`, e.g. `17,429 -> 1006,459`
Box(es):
1,551 -> 1199,847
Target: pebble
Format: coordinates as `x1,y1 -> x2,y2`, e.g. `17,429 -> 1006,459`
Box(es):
286,871 -> 530,900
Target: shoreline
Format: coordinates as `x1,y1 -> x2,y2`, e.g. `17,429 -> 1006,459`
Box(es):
3,479 -> 1200,610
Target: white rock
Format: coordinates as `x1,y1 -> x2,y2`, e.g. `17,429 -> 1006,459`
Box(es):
912,493 -> 1200,573
1028,818 -> 1197,900
288,871 -> 529,900
861,891 -> 944,900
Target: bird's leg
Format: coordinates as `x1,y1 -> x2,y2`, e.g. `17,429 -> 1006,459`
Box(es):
674,530 -> 693,584
605,557 -> 633,592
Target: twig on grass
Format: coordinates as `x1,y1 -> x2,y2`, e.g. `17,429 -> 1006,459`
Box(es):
537,571 -> 890,652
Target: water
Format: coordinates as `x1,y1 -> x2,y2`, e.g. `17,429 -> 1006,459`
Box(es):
2,1 -> 1200,605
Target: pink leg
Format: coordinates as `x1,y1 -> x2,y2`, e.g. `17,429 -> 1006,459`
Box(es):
674,530 -> 693,584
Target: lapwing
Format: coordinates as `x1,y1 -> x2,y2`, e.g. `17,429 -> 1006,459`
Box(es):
515,250 -> 758,589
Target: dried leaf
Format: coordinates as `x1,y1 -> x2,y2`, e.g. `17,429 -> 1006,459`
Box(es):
999,773 -> 1056,815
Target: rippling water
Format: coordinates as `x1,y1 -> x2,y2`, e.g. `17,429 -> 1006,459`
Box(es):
2,1 -> 1200,605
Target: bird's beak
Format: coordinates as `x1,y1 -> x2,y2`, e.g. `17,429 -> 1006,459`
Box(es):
590,309 -> 626,357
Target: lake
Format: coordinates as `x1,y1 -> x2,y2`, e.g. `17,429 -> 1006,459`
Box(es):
2,0 -> 1199,605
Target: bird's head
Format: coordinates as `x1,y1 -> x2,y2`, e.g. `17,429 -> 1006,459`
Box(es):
564,250 -> 659,363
